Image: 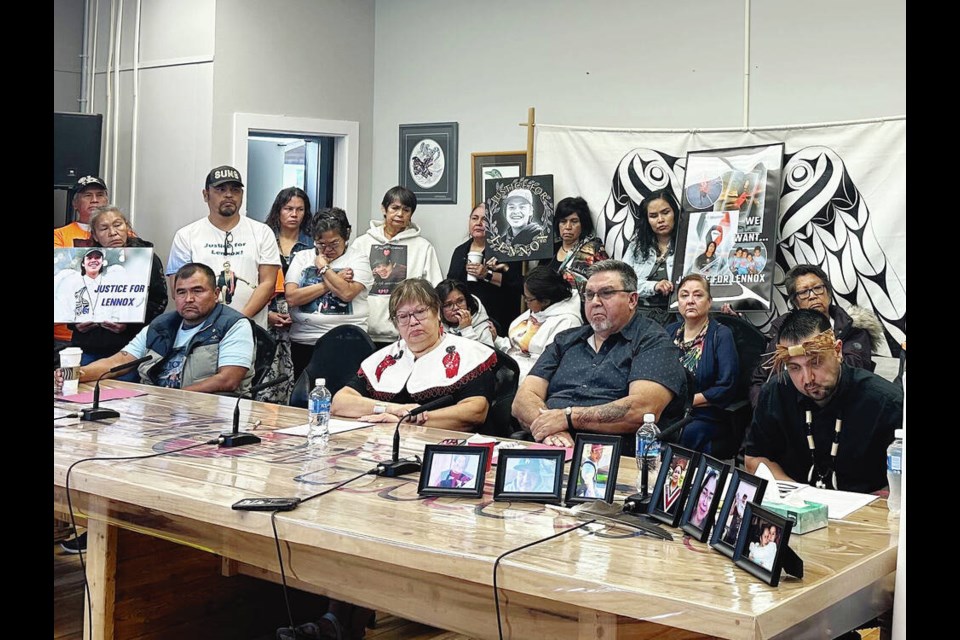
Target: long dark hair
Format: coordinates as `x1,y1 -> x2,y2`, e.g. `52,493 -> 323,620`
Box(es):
629,189 -> 680,260
265,187 -> 313,236
435,279 -> 479,327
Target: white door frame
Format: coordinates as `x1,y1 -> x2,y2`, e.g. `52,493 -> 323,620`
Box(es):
232,113 -> 360,228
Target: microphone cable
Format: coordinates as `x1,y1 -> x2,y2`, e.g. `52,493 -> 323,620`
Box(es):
62,438 -> 220,640
269,467 -> 379,636
493,519 -> 598,640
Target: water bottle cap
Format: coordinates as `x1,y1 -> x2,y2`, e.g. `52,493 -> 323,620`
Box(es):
315,378 -> 326,387
643,413 -> 655,422
894,428 -> 904,439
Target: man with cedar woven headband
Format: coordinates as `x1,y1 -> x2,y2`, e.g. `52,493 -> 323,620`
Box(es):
744,309 -> 902,493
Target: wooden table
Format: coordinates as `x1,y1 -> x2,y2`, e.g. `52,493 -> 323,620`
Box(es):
53,382 -> 898,639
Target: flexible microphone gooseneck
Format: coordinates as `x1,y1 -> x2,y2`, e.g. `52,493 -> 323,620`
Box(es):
219,375 -> 290,448
376,394 -> 455,477
80,355 -> 153,422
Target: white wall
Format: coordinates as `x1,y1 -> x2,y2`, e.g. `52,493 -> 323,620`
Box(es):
88,0 -> 216,269
211,0 -> 376,224
370,0 -> 907,272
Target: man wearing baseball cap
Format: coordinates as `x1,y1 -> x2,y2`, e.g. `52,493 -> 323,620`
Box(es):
54,176 -> 111,352
165,165 -> 280,328
503,188 -> 544,246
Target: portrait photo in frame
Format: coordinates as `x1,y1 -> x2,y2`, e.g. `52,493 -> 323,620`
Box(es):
733,502 -> 801,587
417,445 -> 488,498
493,449 -> 565,503
709,468 -> 769,558
484,174 -> 555,262
679,455 -> 730,542
470,151 -> 527,207
647,444 -> 699,527
564,434 -> 622,505
398,122 -> 458,204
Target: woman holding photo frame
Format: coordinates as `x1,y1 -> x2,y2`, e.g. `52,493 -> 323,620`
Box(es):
623,189 -> 680,326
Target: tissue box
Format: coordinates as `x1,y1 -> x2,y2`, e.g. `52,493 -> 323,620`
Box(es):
762,500 -> 828,535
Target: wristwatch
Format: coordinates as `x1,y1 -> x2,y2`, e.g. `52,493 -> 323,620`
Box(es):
317,265 -> 329,277
483,270 -> 493,282
565,406 -> 574,431
373,404 -> 387,415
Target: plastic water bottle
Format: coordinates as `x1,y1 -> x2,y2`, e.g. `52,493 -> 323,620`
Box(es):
886,428 -> 903,517
635,413 -> 661,493
308,378 -> 331,451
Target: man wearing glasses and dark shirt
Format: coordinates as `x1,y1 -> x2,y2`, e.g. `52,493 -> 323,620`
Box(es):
512,260 -> 687,454
748,264 -> 881,407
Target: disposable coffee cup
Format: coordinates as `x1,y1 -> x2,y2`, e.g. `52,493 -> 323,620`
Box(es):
59,347 -> 83,396
466,252 -> 483,281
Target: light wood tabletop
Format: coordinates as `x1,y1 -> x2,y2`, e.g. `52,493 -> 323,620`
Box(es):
54,382 -> 898,640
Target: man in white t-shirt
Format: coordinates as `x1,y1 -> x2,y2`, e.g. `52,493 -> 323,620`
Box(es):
166,165 -> 280,328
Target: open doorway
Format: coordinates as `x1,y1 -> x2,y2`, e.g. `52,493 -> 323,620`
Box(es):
245,134 -> 336,222
233,114 -> 360,230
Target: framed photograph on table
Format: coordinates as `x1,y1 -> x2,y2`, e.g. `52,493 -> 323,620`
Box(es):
733,503 -> 798,587
471,151 -> 527,207
398,122 -> 458,204
418,445 -> 488,498
647,444 -> 699,527
679,455 -> 730,542
709,468 -> 769,558
493,449 -> 565,503
564,434 -> 621,505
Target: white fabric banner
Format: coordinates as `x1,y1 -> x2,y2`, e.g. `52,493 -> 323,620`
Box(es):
535,118 -> 906,352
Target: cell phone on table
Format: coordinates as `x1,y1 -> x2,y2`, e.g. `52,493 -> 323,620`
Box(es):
232,497 -> 301,511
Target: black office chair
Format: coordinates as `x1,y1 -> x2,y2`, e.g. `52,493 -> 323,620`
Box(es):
289,325 -> 377,408
479,348 -> 521,438
710,313 -> 768,461
250,321 -> 278,388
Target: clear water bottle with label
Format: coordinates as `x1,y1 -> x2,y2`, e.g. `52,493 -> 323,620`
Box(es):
308,378 -> 331,451
635,413 -> 661,493
886,428 -> 903,517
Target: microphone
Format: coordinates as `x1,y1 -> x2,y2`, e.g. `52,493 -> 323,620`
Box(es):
80,355 -> 153,422
219,375 -> 290,448
376,394 -> 455,478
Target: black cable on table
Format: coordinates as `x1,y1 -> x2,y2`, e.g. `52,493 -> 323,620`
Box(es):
493,519 -> 598,640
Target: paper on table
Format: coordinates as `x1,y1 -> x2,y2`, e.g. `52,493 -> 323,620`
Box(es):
276,418 -> 372,437
787,486 -> 878,520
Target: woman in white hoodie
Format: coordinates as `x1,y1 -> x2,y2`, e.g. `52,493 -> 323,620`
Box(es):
352,186 -> 444,346
436,279 -> 495,347
497,266 -> 583,380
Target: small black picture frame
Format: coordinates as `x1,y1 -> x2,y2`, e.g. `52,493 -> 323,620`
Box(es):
709,469 -> 769,558
679,455 -> 730,542
564,434 -> 622,505
398,122 -> 458,204
733,503 -> 794,587
647,444 -> 699,527
493,449 -> 565,503
417,445 -> 487,498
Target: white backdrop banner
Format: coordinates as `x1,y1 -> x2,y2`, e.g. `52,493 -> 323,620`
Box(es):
535,118 -> 906,353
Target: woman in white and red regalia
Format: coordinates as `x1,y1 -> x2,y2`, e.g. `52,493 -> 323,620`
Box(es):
332,278 -> 497,432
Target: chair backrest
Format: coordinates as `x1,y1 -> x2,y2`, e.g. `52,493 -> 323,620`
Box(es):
289,325 -> 376,408
480,348 -> 521,437
249,321 -> 278,387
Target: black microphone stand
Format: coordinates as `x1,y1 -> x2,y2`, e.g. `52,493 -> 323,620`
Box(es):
375,412 -> 423,478
219,376 -> 289,448
80,355 -> 153,422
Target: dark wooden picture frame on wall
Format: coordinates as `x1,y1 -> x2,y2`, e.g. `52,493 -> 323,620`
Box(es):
398,122 -> 458,204
471,151 -> 527,207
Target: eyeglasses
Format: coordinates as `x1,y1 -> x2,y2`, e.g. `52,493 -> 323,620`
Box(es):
792,284 -> 826,300
395,306 -> 432,326
315,238 -> 342,251
522,294 -> 539,304
583,288 -> 631,302
442,297 -> 468,310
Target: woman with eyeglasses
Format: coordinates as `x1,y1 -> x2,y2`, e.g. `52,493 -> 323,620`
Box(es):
284,208 -> 373,382
332,279 -> 496,431
435,279 -> 495,347
497,266 -> 582,381
665,274 -> 738,453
